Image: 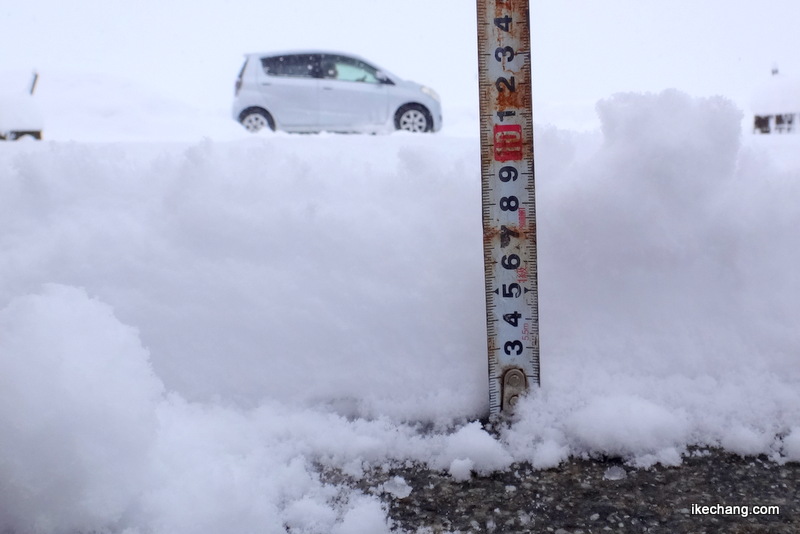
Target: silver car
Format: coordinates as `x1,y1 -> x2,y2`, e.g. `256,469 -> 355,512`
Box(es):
232,51 -> 442,134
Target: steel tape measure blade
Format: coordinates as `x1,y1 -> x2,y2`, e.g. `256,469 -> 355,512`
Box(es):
477,0 -> 540,416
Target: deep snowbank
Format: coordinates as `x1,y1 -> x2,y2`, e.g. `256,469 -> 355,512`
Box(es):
1,90 -> 799,533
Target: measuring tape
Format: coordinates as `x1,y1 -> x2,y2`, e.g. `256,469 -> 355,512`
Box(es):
477,0 -> 539,415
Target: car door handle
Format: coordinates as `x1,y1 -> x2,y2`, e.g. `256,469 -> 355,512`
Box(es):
322,86 -> 334,90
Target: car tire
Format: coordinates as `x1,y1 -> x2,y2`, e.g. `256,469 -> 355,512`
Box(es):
239,108 -> 275,133
395,104 -> 432,133
7,131 -> 42,141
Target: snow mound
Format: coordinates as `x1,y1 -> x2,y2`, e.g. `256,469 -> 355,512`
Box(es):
0,285 -> 162,532
750,73 -> 800,115
1,89 -> 799,533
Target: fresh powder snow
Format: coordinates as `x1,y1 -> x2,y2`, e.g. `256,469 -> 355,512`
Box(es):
1,72 -> 799,534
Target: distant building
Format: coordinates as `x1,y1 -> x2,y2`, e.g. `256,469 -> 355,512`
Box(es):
751,68 -> 800,134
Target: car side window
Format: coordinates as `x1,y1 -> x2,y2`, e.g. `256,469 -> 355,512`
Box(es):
261,54 -> 320,78
321,55 -> 380,84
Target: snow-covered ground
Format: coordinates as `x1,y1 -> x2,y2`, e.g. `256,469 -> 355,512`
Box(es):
1,73 -> 799,534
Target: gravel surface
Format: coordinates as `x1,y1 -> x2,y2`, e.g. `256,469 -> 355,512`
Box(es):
325,448 -> 798,533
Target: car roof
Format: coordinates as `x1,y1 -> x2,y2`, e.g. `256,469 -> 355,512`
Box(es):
243,51 -> 404,82
247,50 -> 366,60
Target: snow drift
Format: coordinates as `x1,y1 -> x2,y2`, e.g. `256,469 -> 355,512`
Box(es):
1,89 -> 799,533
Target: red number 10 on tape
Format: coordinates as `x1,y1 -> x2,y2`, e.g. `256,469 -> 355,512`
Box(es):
493,124 -> 523,162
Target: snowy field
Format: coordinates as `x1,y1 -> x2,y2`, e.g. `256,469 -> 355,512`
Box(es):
2,73 -> 800,533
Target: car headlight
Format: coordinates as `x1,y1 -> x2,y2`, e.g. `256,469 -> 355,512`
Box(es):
421,85 -> 440,102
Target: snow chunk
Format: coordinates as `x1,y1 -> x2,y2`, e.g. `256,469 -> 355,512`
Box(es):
381,476 -> 413,499
603,466 -> 627,481
330,495 -> 393,534
721,426 -> 774,457
448,459 -> 475,482
566,395 -> 689,460
283,497 -> 337,533
782,428 -> 800,462
530,439 -> 570,469
440,422 -> 513,476
0,285 -> 163,533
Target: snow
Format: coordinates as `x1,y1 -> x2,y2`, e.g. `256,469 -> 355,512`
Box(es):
603,466 -> 627,481
381,476 -> 413,499
750,73 -> 800,115
0,72 -> 44,133
0,94 -> 44,133
1,73 -> 799,533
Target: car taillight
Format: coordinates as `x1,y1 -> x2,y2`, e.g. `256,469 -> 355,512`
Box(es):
235,78 -> 242,96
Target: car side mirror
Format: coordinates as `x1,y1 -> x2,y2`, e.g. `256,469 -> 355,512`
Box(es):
376,71 -> 394,85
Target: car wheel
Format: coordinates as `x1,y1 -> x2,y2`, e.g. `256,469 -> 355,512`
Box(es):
239,108 -> 275,133
395,104 -> 432,133
12,131 -> 42,141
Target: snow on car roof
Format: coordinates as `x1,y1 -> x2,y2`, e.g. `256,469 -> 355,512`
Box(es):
245,50 -> 378,65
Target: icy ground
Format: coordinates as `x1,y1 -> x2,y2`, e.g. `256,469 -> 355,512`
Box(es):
1,74 -> 799,533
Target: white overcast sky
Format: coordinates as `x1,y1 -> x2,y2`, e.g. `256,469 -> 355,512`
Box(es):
3,0 -> 799,123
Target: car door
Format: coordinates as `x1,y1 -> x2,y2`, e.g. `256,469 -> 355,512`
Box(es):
258,54 -> 321,129
318,54 -> 390,130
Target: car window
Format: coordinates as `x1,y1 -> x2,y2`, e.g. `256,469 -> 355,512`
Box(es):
261,54 -> 319,78
321,55 -> 380,84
